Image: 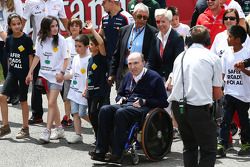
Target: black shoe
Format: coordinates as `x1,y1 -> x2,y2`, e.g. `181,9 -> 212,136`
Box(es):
28,116 -> 43,125
108,154 -> 122,164
91,152 -> 106,162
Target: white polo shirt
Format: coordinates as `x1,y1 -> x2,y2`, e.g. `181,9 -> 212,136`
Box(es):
222,47 -> 250,102
168,43 -> 223,106
35,34 -> 69,85
211,30 -> 250,57
0,0 -> 23,41
173,23 -> 190,38
223,0 -> 245,18
23,0 -> 66,42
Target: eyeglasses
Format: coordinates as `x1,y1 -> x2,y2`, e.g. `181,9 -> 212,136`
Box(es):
156,20 -> 165,24
223,16 -> 237,21
136,14 -> 148,20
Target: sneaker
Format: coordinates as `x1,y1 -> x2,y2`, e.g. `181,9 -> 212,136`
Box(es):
28,116 -> 43,125
39,128 -> 51,143
67,134 -> 82,144
16,127 -> 30,139
61,115 -> 73,127
238,143 -> 250,156
67,119 -> 73,127
0,124 -> 11,137
217,144 -> 226,157
50,127 -> 65,140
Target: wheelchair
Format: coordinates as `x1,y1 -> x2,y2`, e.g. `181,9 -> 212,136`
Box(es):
124,108 -> 173,165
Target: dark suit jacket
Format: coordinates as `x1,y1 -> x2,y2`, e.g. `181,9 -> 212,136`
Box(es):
110,23 -> 158,87
147,29 -> 184,80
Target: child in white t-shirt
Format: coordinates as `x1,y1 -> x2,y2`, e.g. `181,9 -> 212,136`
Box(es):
64,34 -> 91,144
26,16 -> 69,143
218,25 -> 250,157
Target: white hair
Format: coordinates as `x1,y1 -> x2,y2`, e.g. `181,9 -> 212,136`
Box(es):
133,3 -> 149,15
154,9 -> 173,21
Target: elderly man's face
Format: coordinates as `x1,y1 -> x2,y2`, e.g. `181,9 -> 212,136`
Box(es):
134,10 -> 149,28
207,0 -> 220,10
155,15 -> 171,34
128,53 -> 145,76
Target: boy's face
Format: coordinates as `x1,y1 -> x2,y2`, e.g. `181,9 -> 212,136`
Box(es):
70,23 -> 81,36
227,33 -> 238,46
75,41 -> 87,55
171,15 -> 180,28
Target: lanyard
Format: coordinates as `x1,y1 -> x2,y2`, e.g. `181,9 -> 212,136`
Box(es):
128,27 -> 145,51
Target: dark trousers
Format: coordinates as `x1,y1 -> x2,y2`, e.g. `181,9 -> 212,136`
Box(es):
88,96 -> 107,138
219,95 -> 250,147
96,104 -> 150,156
172,101 -> 217,167
31,63 -> 43,118
0,41 -> 8,79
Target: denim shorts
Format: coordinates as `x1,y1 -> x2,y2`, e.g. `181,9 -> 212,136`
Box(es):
70,100 -> 88,117
48,81 -> 63,91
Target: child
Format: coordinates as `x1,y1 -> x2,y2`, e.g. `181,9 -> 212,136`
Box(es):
85,21 -> 108,144
0,13 -> 34,139
65,34 -> 91,144
61,18 -> 83,127
217,25 -> 250,157
26,16 -> 69,143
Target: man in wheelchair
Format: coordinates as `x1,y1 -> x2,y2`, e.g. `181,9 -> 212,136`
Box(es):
90,52 -> 169,163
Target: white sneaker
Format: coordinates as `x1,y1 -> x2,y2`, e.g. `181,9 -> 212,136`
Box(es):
50,127 -> 65,140
39,128 -> 51,143
67,134 -> 83,144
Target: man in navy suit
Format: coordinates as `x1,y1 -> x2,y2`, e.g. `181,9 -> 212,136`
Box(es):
108,2 -> 158,89
147,8 -> 184,81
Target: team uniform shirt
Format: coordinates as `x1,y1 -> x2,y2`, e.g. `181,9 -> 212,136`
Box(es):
35,34 -> 68,85
173,23 -> 190,39
101,9 -> 134,59
222,47 -> 250,102
5,33 -> 34,76
67,54 -> 91,105
23,0 -> 66,42
223,0 -> 245,18
196,8 -> 226,45
87,53 -> 109,97
65,36 -> 77,74
0,0 -> 23,41
168,43 -> 223,106
211,30 -> 250,57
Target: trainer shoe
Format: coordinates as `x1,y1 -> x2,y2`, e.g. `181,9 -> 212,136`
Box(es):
16,127 -> 30,139
39,128 -> 51,143
238,143 -> 250,156
50,127 -> 65,140
67,134 -> 83,144
217,144 -> 226,157
28,116 -> 43,125
0,124 -> 11,137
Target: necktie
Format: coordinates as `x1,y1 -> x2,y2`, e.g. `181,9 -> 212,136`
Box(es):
160,40 -> 164,58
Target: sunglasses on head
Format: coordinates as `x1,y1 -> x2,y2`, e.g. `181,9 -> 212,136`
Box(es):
136,14 -> 148,20
223,16 -> 237,21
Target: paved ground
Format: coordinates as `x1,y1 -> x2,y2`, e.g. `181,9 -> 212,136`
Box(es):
0,86 -> 250,167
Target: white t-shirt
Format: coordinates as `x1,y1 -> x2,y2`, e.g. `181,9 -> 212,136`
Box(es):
211,30 -> 250,57
222,47 -> 250,102
223,0 -> 245,18
67,54 -> 91,105
0,0 -> 23,41
173,23 -> 190,38
35,34 -> 68,85
0,24 -> 3,32
65,36 -> 77,74
168,43 -> 223,106
23,0 -> 66,42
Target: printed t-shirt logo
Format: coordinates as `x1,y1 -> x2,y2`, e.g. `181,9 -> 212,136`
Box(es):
18,45 -> 25,52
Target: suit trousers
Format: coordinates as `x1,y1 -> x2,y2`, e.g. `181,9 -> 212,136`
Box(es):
96,104 -> 150,156
172,101 -> 217,167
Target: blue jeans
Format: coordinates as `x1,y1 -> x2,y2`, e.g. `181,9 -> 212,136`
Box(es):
219,95 -> 250,147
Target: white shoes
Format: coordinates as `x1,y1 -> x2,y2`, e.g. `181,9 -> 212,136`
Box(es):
50,127 -> 65,140
39,128 -> 51,143
67,134 -> 83,144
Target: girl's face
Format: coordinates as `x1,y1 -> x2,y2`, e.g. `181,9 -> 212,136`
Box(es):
9,17 -> 22,34
75,41 -> 87,55
50,20 -> 59,36
224,12 -> 238,30
70,23 -> 81,37
89,41 -> 99,54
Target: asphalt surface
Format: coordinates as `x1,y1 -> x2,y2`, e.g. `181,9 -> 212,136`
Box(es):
0,86 -> 250,167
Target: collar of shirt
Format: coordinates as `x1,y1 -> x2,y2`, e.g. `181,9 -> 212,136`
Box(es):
132,24 -> 145,33
157,27 -> 172,48
190,43 -> 205,49
133,68 -> 147,83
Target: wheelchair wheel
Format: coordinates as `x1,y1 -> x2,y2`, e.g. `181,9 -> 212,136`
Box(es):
141,108 -> 173,161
